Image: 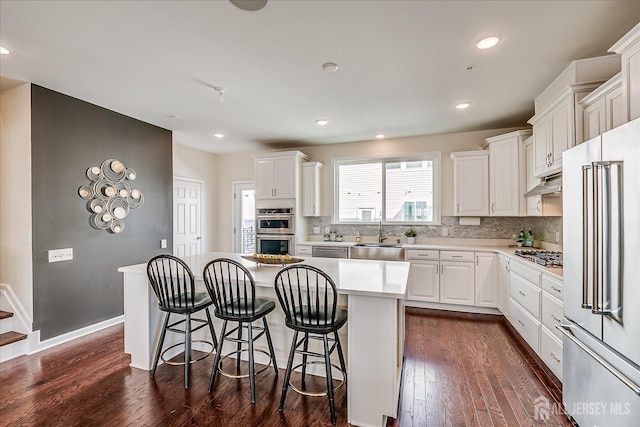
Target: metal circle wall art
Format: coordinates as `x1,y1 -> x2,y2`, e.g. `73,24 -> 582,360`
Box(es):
78,159 -> 144,234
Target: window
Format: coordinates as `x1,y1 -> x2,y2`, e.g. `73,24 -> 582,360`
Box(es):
334,153 -> 441,224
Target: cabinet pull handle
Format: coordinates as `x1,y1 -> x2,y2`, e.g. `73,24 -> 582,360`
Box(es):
518,290 -> 526,296
476,256 -> 479,266
518,320 -> 525,326
551,286 -> 561,294
536,200 -> 541,213
436,264 -> 439,274
506,260 -> 510,272
491,202 -> 495,213
457,203 -> 460,214
551,314 -> 562,322
551,352 -> 560,363
452,255 -> 462,258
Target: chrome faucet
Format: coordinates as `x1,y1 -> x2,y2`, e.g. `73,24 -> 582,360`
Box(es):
378,219 -> 387,243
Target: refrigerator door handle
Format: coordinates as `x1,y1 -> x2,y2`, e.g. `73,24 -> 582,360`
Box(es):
592,162 -> 605,315
557,324 -> 640,396
582,165 -> 592,309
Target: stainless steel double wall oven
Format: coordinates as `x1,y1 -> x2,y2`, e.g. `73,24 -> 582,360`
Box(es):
255,208 -> 295,255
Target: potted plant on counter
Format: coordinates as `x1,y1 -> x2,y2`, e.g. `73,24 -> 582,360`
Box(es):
404,228 -> 417,244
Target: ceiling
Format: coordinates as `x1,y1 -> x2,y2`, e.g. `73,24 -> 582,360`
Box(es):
1,1 -> 639,154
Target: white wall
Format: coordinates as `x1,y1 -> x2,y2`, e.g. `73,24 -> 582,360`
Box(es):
0,83 -> 33,323
214,127 -> 524,251
172,143 -> 218,251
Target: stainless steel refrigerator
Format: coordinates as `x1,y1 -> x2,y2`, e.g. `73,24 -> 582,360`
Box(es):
561,117 -> 640,426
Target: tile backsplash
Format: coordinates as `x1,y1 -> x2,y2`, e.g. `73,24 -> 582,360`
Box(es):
307,216 -> 562,245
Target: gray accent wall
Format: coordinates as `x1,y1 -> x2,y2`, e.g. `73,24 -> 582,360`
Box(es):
31,85 -> 173,340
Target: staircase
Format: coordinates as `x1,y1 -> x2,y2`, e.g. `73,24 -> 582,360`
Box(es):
0,284 -> 31,362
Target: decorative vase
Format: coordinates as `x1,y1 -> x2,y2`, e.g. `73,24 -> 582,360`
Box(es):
407,237 -> 416,244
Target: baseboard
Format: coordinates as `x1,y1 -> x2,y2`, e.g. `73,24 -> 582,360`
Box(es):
404,300 -> 502,316
28,315 -> 124,355
0,283 -> 32,334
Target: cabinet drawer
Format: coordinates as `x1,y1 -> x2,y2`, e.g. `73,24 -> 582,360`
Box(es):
510,272 -> 541,318
541,274 -> 563,300
541,293 -> 563,339
440,251 -> 474,262
296,245 -> 313,256
406,249 -> 439,261
509,298 -> 541,353
509,258 -> 541,285
540,326 -> 563,381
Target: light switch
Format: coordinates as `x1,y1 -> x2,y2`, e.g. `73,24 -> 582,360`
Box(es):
160,239 -> 167,249
48,248 -> 73,263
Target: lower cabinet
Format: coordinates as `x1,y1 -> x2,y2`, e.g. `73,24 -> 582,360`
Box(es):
496,255 -> 510,316
540,326 -> 563,380
440,260 -> 475,306
407,261 -> 440,302
509,298 -> 541,353
475,252 -> 497,308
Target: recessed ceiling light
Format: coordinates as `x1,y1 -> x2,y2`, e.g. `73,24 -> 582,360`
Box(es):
455,102 -> 471,110
375,133 -> 386,139
322,62 -> 339,73
0,46 -> 10,55
229,0 -> 268,12
475,35 -> 501,50
213,133 -> 225,138
315,119 -> 329,126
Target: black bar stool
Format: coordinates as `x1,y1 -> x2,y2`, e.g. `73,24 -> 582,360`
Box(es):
274,264 -> 347,425
202,258 -> 278,403
146,254 -> 218,389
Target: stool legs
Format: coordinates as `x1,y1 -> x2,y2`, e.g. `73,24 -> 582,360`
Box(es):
209,320 -> 228,393
279,330 -> 299,411
323,334 -> 337,425
236,322 -> 243,373
205,308 -> 218,349
335,331 -> 347,381
151,312 -> 170,379
301,332 -> 309,388
263,317 -> 279,375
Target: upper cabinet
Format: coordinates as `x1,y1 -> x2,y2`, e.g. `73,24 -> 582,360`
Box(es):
579,73 -> 625,142
608,23 -> 640,122
482,130 -> 532,217
302,162 -> 323,216
254,151 -> 310,200
528,55 -> 621,178
450,151 -> 489,216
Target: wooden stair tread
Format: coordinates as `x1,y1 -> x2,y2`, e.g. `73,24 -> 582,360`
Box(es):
0,331 -> 27,347
0,310 -> 14,320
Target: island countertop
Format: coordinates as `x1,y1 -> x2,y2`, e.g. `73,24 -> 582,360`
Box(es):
118,251 -> 410,299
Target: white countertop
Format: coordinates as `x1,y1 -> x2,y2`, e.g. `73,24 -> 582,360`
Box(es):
297,240 -> 563,280
118,252 -> 410,299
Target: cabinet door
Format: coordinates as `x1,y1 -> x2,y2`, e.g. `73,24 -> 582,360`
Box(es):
489,138 -> 521,216
274,156 -> 296,198
533,117 -> 551,177
583,96 -> 606,141
626,41 -> 640,121
606,85 -> 626,130
302,164 -> 320,216
440,261 -> 475,306
454,154 -> 489,216
497,256 -> 509,316
407,261 -> 439,302
475,253 -> 497,308
255,157 -> 275,199
549,100 -> 571,173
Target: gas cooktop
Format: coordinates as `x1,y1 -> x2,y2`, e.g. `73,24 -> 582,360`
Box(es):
514,250 -> 563,267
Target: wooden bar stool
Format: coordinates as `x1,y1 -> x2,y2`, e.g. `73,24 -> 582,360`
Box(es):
146,254 -> 218,389
202,258 -> 278,403
274,264 -> 347,425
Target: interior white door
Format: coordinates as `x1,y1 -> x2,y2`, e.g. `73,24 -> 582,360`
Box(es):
232,181 -> 255,254
173,178 -> 202,257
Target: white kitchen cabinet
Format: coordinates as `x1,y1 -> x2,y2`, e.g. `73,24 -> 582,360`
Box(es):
580,73 -> 625,141
296,245 -> 313,257
440,251 -> 475,306
609,23 -> 640,122
407,261 -> 440,302
253,151 -> 309,200
540,327 -> 563,381
496,255 -> 509,316
302,162 -> 322,216
474,252 -> 497,308
528,55 -> 620,178
482,130 -> 531,216
524,136 -> 542,216
450,151 -> 489,216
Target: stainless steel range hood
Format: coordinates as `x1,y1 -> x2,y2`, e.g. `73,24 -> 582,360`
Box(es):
524,174 -> 562,197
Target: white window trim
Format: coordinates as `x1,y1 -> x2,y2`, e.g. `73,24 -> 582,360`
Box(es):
332,152 -> 441,225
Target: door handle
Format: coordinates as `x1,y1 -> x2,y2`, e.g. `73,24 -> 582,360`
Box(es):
592,163 -> 604,314
491,202 -> 495,213
582,165 -> 592,309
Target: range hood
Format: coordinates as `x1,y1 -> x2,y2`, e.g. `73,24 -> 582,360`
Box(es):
525,174 -> 562,197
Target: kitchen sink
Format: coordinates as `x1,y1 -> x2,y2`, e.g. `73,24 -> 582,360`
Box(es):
349,244 -> 405,261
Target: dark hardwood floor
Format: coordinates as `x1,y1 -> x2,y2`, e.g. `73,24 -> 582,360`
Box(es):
0,308 -> 571,426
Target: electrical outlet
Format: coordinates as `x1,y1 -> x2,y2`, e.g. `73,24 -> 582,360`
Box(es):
48,248 -> 73,263
442,227 -> 449,236
555,231 -> 560,242
313,226 -> 320,234
325,226 -> 331,234
160,239 -> 167,249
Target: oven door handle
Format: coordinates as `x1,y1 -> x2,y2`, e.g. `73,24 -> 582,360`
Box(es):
256,215 -> 293,220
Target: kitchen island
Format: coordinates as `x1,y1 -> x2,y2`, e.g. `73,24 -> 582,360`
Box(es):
118,252 -> 409,427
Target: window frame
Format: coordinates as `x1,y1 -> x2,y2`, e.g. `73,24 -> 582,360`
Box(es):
332,152 -> 441,225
